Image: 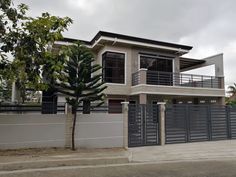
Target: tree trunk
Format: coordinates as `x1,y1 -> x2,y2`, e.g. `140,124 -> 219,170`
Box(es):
71,111 -> 77,150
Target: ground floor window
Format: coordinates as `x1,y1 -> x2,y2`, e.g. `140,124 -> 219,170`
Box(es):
108,99 -> 124,113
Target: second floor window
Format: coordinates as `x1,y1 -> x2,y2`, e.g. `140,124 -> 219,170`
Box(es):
140,55 -> 173,72
102,51 -> 125,84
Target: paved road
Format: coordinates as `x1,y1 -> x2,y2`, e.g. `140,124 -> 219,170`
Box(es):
1,160 -> 236,177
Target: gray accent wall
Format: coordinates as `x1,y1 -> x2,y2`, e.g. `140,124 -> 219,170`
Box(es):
0,114 -> 124,149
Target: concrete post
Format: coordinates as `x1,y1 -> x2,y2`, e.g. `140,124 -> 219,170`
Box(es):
219,76 -> 225,89
121,102 -> 129,149
139,93 -> 147,104
65,103 -> 73,148
158,102 -> 166,146
139,68 -> 147,84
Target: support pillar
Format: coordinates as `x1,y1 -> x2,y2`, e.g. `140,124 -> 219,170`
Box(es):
122,102 -> 129,149
158,102 -> 166,146
139,93 -> 147,104
218,97 -> 225,105
139,68 -> 147,84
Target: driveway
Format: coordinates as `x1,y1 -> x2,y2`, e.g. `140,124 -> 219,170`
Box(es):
130,140 -> 236,162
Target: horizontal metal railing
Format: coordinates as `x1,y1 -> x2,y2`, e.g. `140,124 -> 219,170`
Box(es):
132,70 -> 223,89
0,103 -> 123,114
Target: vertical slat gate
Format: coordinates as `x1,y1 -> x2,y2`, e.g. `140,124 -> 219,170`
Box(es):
128,104 -> 159,147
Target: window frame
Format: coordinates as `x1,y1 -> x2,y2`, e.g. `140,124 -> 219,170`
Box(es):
101,50 -> 127,85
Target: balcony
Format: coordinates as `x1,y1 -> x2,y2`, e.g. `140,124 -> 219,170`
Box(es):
132,69 -> 224,89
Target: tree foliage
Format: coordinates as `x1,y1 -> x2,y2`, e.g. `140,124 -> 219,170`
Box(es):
56,42 -> 107,150
228,83 -> 236,97
0,0 -> 72,102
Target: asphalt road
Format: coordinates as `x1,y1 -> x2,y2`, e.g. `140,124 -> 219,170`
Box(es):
1,160 -> 236,177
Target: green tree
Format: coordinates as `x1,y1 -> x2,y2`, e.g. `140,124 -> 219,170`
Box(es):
228,83 -> 236,97
0,0 -> 72,102
56,42 -> 107,150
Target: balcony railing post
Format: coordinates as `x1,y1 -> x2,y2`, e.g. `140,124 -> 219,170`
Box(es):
211,76 -> 213,88
201,75 -> 204,88
191,75 -> 193,87
139,68 -> 147,84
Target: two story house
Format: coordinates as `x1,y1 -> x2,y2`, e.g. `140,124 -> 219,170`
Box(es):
55,31 -> 225,112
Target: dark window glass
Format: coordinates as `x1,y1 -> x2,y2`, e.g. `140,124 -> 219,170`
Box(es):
102,52 -> 125,84
108,99 -> 124,113
140,55 -> 173,72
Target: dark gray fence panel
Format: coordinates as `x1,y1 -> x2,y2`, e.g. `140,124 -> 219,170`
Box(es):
165,104 -> 236,144
145,105 -> 159,145
128,104 -> 159,147
188,105 -> 209,142
165,105 -> 187,144
128,104 -> 143,147
210,105 -> 228,140
229,107 -> 236,139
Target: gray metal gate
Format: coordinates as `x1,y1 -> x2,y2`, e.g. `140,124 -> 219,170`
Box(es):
128,104 -> 159,147
165,104 -> 236,144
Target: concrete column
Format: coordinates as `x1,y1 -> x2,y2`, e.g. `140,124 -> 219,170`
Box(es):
139,93 -> 147,104
218,97 -> 225,105
65,103 -> 73,148
121,102 -> 129,149
158,102 -> 166,146
219,76 -> 225,89
139,68 -> 147,84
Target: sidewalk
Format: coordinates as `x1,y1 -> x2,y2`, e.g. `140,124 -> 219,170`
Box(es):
130,140 -> 236,163
1,140 -> 236,172
0,148 -> 130,171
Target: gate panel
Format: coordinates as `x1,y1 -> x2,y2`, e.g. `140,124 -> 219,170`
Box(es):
188,105 -> 209,142
145,105 -> 159,145
128,104 -> 142,147
229,107 -> 236,139
210,105 -> 228,140
128,104 -> 159,147
165,105 -> 187,144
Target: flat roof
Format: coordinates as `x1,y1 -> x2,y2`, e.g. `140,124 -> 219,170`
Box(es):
62,31 -> 193,51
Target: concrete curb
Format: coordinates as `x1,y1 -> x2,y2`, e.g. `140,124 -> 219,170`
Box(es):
0,156 -> 129,171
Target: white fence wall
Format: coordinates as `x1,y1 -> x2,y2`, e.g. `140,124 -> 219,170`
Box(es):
0,113 -> 124,149
75,114 -> 123,148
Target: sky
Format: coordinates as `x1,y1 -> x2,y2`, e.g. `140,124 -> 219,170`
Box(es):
15,0 -> 236,88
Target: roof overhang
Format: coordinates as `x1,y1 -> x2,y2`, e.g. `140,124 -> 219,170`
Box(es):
180,57 -> 206,70
59,31 -> 193,54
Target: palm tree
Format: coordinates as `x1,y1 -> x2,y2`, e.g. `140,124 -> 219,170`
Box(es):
228,83 -> 236,96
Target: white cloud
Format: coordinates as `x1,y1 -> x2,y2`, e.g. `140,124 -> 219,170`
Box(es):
67,0 -> 104,15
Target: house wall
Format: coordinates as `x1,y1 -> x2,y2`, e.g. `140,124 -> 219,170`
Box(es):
96,45 -> 132,96
0,113 -> 124,149
96,45 -> 180,97
131,84 -> 225,97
